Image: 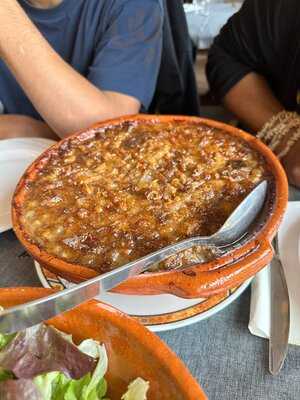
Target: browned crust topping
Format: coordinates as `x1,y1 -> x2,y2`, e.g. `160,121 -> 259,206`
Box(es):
19,121 -> 270,273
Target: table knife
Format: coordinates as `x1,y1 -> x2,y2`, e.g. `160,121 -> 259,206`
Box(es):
0,231 -> 237,335
269,235 -> 290,375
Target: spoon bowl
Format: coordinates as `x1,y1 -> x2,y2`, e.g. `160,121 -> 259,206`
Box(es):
207,180 -> 268,247
135,180 -> 269,270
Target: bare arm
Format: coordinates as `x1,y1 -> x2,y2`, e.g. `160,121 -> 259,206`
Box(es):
223,72 -> 284,131
224,72 -> 300,187
207,0 -> 300,187
0,115 -> 58,140
0,0 -> 140,138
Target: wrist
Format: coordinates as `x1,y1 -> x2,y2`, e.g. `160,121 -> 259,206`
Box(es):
257,111 -> 300,187
257,111 -> 300,158
281,139 -> 300,188
0,115 -> 58,140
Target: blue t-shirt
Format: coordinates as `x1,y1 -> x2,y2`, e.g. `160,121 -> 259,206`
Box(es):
0,0 -> 163,119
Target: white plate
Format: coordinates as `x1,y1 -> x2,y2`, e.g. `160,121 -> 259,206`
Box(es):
0,138 -> 56,233
249,202 -> 300,345
35,261 -> 251,332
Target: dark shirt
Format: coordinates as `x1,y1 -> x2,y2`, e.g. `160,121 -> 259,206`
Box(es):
206,0 -> 300,112
149,0 -> 200,116
0,0 -> 163,119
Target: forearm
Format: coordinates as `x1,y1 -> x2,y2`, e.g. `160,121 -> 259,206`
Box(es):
223,72 -> 300,187
0,115 -> 58,140
223,73 -> 284,132
0,1 -> 139,138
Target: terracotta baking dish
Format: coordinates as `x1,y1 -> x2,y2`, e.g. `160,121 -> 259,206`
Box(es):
0,287 -> 207,400
12,115 -> 288,298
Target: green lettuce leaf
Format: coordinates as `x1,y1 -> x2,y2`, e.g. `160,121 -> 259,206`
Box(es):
121,378 -> 149,400
78,339 -> 108,399
34,372 -> 62,400
0,306 -> 16,352
0,332 -> 16,383
57,373 -> 107,400
34,371 -> 108,400
33,338 -> 109,400
0,332 -> 16,351
0,369 -> 14,382
0,326 -> 16,384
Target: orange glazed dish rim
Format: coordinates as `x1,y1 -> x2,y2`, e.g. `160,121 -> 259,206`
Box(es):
11,115 -> 288,298
0,287 -> 207,400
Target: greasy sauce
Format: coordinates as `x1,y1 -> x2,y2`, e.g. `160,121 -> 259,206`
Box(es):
20,121 -> 270,273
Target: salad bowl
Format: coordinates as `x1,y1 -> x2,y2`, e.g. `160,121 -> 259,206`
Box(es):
0,287 -> 207,399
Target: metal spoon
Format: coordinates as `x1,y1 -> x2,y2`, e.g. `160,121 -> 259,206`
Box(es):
0,180 -> 267,334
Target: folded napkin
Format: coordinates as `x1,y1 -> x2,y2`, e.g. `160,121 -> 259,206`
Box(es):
249,202 -> 300,345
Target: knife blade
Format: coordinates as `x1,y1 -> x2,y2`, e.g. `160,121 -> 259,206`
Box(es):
269,235 -> 290,375
0,231 -> 235,335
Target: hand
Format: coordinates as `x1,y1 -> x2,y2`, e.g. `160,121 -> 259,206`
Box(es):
0,115 -> 59,140
257,111 -> 300,189
281,139 -> 300,188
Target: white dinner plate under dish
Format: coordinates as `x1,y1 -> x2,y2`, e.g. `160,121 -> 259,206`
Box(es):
0,138 -> 56,233
35,261 -> 251,332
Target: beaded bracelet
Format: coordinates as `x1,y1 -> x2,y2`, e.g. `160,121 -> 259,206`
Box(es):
257,111 -> 300,159
277,129 -> 300,158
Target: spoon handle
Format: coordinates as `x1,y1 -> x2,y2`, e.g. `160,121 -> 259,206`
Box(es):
0,236 -> 212,334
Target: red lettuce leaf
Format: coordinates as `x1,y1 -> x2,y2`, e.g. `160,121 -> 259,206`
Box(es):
0,324 -> 96,379
0,378 -> 42,399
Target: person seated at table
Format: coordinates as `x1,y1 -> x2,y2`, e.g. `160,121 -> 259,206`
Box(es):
148,0 -> 200,117
206,0 -> 300,188
0,0 -> 163,140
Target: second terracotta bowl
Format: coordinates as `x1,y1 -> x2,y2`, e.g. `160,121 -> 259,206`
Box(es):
0,288 -> 207,400
12,115 -> 288,298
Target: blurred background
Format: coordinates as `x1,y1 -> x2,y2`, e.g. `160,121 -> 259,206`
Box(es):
184,0 -> 243,123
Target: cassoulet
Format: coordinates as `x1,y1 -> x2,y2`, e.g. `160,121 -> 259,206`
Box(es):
17,120 -> 270,273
